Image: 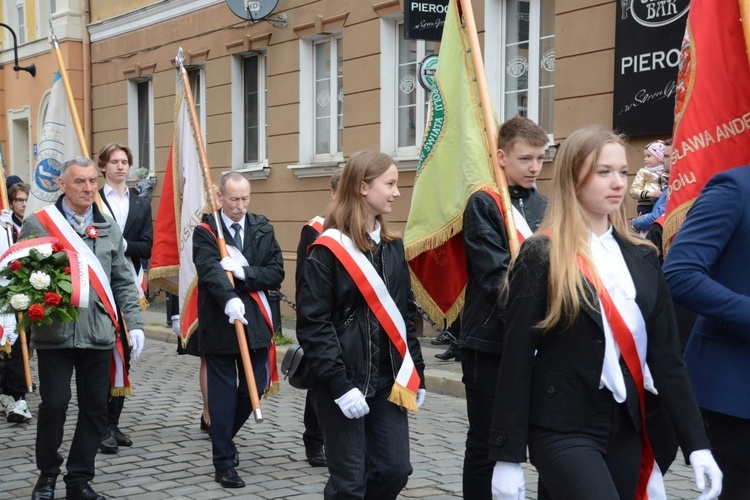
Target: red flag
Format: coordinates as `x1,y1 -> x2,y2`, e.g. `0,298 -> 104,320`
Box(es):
664,0 -> 750,249
148,145 -> 179,290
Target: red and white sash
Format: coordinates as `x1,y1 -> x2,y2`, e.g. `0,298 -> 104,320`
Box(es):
313,229 -> 422,411
35,206 -> 132,394
577,255 -> 665,500
479,187 -> 533,242
305,216 -> 324,234
199,222 -> 279,396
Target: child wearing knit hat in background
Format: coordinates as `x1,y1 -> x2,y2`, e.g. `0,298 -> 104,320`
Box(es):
629,140 -> 666,215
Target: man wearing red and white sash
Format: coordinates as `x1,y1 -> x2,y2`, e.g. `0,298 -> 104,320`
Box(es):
24,157 -> 145,500
192,172 -> 284,489
458,116 -> 550,500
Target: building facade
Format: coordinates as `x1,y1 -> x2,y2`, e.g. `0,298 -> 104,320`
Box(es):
2,0 -> 672,314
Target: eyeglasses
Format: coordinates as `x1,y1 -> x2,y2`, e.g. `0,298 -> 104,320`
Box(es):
12,198 -> 28,203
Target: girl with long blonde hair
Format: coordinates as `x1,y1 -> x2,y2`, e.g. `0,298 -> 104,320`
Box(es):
488,126 -> 722,500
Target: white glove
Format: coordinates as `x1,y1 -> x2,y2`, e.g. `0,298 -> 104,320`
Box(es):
0,209 -> 13,227
129,328 -> 145,360
690,449 -> 722,500
220,257 -> 246,281
334,388 -> 370,419
492,461 -> 526,500
224,297 -> 248,325
0,314 -> 18,347
170,315 -> 181,336
416,388 -> 427,409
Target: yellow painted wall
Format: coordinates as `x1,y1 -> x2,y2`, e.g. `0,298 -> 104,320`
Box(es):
89,0 -> 161,22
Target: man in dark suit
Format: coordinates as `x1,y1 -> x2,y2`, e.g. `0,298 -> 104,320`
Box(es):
96,143 -> 154,454
664,165 -> 750,499
193,172 -> 284,489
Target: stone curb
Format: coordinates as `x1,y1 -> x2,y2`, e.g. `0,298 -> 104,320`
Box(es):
143,325 -> 467,400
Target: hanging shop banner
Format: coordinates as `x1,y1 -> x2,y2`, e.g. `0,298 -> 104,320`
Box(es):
405,0 -> 450,41
613,0 -> 690,136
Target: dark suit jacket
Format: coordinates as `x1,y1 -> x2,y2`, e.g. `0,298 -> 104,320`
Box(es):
664,165 -> 750,419
488,233 -> 710,463
192,212 -> 284,354
99,188 -> 153,275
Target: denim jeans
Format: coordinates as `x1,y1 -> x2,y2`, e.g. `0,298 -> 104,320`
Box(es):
313,384 -> 412,500
461,349 -> 500,500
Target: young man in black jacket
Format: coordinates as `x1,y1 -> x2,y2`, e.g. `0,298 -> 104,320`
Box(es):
459,116 -> 549,499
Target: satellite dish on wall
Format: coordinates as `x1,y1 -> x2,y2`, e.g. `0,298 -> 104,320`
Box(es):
225,0 -> 280,21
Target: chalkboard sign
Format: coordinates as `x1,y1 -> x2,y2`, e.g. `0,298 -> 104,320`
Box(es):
612,0 -> 690,137
404,0 -> 450,41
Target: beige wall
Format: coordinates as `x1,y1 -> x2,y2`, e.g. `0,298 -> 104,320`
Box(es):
89,0 -> 160,22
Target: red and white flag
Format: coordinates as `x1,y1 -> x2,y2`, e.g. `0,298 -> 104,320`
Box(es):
149,91 -> 207,347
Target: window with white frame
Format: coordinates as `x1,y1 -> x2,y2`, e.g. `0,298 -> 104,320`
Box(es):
243,54 -> 267,165
128,78 -> 154,175
396,20 -> 438,157
313,36 -> 343,160
502,0 -> 554,135
16,0 -> 26,44
49,0 -> 56,13
186,66 -> 206,141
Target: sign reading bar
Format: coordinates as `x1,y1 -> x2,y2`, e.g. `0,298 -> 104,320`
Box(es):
404,0 -> 450,41
613,0 -> 689,137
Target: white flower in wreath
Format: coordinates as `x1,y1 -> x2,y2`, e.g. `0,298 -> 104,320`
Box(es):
29,271 -> 51,290
37,244 -> 53,258
10,294 -> 31,310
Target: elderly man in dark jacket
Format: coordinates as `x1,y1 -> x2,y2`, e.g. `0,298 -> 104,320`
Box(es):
193,172 -> 284,489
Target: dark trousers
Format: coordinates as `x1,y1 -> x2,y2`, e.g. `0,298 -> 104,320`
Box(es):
303,390 -> 324,449
1,336 -> 27,399
644,392 -> 678,474
461,349 -> 499,500
701,407 -> 750,499
36,348 -> 111,486
313,384 -> 411,500
529,389 -> 641,500
205,348 -> 268,470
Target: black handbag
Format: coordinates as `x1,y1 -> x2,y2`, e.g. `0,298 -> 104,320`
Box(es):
280,344 -> 316,390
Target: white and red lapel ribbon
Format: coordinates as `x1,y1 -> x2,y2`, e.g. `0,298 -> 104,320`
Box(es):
577,255 -> 665,500
313,229 -> 421,409
480,187 -> 533,241
0,236 -> 90,309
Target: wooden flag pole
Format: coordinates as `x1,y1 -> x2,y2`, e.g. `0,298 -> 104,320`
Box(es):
458,0 -> 520,257
175,48 -> 264,423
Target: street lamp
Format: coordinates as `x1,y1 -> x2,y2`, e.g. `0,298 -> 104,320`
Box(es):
0,22 -> 36,76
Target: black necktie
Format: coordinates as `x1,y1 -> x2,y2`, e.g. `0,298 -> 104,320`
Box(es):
231,222 -> 243,249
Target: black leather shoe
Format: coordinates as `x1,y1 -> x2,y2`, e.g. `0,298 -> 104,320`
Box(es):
112,427 -> 132,447
31,473 -> 57,500
305,446 -> 327,467
65,482 -> 105,500
435,345 -> 461,361
214,467 -> 245,488
99,428 -> 118,454
430,333 -> 451,346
